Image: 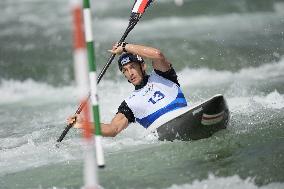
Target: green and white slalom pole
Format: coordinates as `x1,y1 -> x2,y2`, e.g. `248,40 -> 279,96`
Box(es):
82,0 -> 105,168
70,0 -> 99,188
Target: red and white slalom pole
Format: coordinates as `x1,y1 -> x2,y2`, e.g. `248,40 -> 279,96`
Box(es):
71,0 -> 89,89
70,0 -> 98,188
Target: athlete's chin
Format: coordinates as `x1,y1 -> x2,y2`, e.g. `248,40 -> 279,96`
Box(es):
131,79 -> 142,86
132,81 -> 140,86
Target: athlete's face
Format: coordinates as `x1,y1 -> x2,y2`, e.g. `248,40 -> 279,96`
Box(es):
122,62 -> 146,86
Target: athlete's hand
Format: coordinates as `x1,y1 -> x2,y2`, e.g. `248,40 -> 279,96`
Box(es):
108,42 -> 123,55
66,114 -> 83,129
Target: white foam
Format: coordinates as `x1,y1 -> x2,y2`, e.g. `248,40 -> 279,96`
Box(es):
254,90 -> 284,109
226,90 -> 284,119
166,174 -> 283,189
0,129 -> 159,176
179,68 -> 233,87
0,137 -> 77,176
0,59 -> 283,177
178,57 -> 284,87
228,90 -> 284,112
132,12 -> 283,40
0,79 -> 75,105
1,57 -> 282,105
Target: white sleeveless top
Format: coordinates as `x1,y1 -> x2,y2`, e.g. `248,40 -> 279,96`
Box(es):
125,71 -> 187,128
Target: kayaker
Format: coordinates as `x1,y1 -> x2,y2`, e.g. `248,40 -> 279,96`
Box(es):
67,42 -> 187,137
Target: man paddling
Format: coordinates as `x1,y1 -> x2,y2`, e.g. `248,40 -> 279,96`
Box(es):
67,42 -> 188,137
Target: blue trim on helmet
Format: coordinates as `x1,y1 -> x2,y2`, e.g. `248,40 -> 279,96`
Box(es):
118,53 -> 144,71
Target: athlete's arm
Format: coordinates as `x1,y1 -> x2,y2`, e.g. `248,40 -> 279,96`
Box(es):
67,113 -> 129,137
100,113 -> 129,137
109,43 -> 171,72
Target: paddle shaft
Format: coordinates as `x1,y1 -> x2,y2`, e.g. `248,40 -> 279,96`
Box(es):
97,21 -> 138,83
56,95 -> 88,142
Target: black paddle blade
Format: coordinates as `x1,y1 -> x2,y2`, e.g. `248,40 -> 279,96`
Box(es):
129,12 -> 141,23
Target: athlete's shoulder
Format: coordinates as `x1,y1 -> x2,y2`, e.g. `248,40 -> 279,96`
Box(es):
149,70 -> 166,81
152,67 -> 180,86
117,100 -> 135,123
149,69 -> 179,87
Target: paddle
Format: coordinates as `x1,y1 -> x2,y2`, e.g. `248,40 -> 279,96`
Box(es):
57,0 -> 154,143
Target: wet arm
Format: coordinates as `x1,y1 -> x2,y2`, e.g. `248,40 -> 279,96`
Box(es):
69,113 -> 129,137
100,113 -> 129,137
124,44 -> 172,72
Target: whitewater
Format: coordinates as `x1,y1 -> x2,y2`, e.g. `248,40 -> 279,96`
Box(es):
1,59 -> 284,188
